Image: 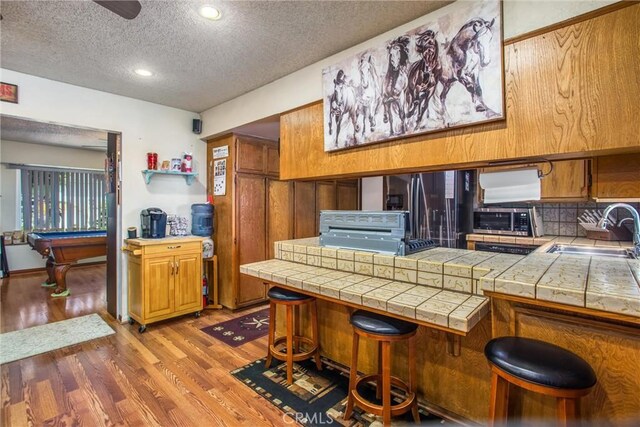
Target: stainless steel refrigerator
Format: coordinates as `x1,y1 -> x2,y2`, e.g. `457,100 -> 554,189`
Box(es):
383,170 -> 476,248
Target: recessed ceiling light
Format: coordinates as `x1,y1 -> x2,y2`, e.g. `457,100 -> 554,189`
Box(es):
134,69 -> 153,77
199,5 -> 221,20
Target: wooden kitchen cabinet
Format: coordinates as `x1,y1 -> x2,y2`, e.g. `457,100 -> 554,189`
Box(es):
591,153 -> 640,200
208,134 -> 360,308
479,159 -> 588,202
125,237 -> 203,332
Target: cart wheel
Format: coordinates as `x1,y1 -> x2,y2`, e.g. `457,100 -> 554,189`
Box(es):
128,318 -> 135,325
194,311 -> 201,318
138,325 -> 147,333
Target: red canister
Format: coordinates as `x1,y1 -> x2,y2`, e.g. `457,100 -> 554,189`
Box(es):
147,152 -> 158,170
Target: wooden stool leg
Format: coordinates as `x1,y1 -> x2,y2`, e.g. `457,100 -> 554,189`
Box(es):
265,301 -> 276,369
286,305 -> 294,385
311,300 -> 322,370
376,341 -> 383,400
294,304 -> 301,353
488,369 -> 509,427
344,331 -> 359,421
409,335 -> 420,423
381,341 -> 391,427
557,397 -> 577,427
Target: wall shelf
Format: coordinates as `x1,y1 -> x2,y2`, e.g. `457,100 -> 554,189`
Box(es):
142,170 -> 198,185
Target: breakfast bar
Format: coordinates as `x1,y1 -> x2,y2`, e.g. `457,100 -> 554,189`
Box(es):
241,237 -> 640,423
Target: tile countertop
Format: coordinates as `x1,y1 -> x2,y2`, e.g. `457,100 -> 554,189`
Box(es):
466,233 -> 633,247
242,237 -> 640,331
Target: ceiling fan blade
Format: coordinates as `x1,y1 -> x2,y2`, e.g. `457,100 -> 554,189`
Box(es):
93,1 -> 141,20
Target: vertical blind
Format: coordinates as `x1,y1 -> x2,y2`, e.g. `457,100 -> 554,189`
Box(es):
20,167 -> 107,231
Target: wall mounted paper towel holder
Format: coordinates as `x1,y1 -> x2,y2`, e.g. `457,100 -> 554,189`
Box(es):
487,158 -> 554,179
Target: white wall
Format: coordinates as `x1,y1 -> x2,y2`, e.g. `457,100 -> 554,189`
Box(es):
361,177 -> 384,210
0,69 -> 205,319
200,0 -> 617,138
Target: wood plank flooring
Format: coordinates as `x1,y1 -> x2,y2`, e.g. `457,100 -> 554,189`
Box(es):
1,265 -> 287,426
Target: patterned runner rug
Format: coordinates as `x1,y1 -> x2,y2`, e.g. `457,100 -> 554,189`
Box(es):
200,308 -> 270,347
0,313 -> 115,364
231,357 -> 446,426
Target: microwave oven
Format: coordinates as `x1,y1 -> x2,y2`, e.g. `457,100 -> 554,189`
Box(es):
473,207 -> 543,237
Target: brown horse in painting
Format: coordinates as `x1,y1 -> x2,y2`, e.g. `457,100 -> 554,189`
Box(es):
382,36 -> 410,136
438,17 -> 496,120
406,30 -> 440,130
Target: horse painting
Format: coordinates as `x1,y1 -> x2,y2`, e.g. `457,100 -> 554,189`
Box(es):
406,30 -> 440,130
356,53 -> 381,137
438,17 -> 496,122
382,36 -> 410,136
327,69 -> 360,148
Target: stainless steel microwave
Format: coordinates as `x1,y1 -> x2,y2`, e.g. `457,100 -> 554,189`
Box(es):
473,207 -> 543,237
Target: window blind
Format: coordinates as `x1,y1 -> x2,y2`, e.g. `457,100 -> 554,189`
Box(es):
20,167 -> 107,231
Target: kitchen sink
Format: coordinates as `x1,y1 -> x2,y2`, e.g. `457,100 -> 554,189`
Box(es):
545,244 -> 636,259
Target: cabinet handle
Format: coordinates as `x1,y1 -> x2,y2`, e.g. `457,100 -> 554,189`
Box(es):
167,245 -> 182,249
175,263 -> 180,275
170,262 -> 175,275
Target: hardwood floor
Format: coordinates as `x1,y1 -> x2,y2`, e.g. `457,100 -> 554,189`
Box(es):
1,265 -> 286,426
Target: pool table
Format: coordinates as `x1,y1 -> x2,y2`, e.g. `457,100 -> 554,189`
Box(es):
27,230 -> 107,291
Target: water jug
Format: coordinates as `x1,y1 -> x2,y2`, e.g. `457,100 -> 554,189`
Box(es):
191,204 -> 214,236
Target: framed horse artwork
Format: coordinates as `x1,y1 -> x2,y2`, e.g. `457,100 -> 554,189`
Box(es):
322,0 -> 503,152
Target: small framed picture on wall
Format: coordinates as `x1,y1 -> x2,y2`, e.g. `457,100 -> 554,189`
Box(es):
0,82 -> 18,103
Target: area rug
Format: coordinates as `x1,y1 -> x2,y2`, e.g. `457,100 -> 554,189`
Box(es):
231,357 -> 445,426
0,313 -> 115,364
201,308 -> 270,347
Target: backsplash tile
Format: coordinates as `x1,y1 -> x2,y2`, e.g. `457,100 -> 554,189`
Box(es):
494,202 -> 639,238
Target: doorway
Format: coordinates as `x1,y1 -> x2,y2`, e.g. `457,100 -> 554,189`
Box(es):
0,114 -> 121,326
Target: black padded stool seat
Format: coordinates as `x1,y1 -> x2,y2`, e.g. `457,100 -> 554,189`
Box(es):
267,286 -> 312,302
351,310 -> 418,335
485,337 -> 596,390
485,337 -> 597,427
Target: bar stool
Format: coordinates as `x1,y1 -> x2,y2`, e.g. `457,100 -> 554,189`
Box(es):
265,286 -> 322,384
484,337 -> 597,426
344,310 -> 420,426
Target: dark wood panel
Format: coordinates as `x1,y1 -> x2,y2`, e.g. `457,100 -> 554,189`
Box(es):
592,153 -> 640,200
207,135 -> 235,308
337,180 -> 359,210
279,5 -> 640,180
235,136 -> 265,174
267,179 -> 294,259
293,181 -> 317,238
266,145 -> 280,177
236,174 -> 267,306
315,181 -> 336,228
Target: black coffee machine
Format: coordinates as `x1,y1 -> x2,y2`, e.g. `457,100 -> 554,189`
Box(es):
140,208 -> 167,238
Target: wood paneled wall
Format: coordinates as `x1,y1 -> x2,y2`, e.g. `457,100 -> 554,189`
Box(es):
279,4 -> 640,180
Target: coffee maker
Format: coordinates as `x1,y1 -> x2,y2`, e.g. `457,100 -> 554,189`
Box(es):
140,208 -> 167,238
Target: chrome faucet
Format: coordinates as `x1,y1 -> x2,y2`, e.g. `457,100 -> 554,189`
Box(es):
597,203 -> 640,256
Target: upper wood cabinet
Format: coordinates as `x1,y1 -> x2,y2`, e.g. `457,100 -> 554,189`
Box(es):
592,153 -> 640,201
479,159 -> 588,202
278,6 -> 639,180
236,135 -> 279,177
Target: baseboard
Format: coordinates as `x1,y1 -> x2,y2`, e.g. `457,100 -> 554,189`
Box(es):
9,261 -> 107,276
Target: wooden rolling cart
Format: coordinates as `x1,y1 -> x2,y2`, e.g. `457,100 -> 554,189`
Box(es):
203,254 -> 222,309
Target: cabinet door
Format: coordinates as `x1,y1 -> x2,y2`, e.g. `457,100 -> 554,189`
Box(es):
236,174 -> 267,306
236,137 -> 265,174
294,181 -> 317,238
540,160 -> 587,200
592,154 -> 640,200
267,179 -> 294,259
143,256 -> 174,319
266,144 -> 280,177
174,253 -> 202,313
337,180 -> 359,210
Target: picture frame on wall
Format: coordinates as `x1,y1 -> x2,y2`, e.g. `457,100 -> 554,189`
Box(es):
0,82 -> 18,104
322,0 -> 504,152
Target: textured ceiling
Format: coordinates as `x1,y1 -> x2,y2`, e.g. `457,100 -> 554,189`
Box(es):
0,0 -> 450,113
1,115 -> 109,151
